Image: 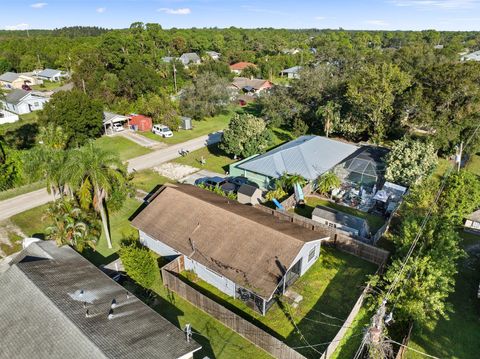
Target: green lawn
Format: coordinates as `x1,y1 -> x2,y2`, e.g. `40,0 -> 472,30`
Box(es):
0,181 -> 46,201
94,136 -> 152,161
130,169 -> 171,193
10,204 -> 52,238
432,158 -> 452,181
173,143 -> 236,174
32,81 -> 65,91
292,196 -> 385,233
140,110 -> 233,145
177,247 -> 376,358
466,154 -> 480,176
18,112 -> 39,122
405,234 -> 480,359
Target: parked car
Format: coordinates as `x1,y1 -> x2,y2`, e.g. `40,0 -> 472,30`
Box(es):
152,124 -> 173,138
194,176 -> 236,194
226,176 -> 259,190
112,123 -> 124,132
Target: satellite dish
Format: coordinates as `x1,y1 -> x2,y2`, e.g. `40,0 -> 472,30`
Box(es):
22,237 -> 41,249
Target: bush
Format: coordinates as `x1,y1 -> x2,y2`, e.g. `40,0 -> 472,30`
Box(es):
119,238 -> 159,288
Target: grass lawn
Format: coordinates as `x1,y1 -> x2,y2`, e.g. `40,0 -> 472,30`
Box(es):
432,158 -> 453,181
32,81 -> 65,91
173,143 -> 236,174
0,180 -> 46,201
466,154 -> 480,176
10,204 -> 52,238
94,136 -> 152,161
130,169 -> 171,193
0,232 -> 23,256
18,112 -> 39,122
292,196 -> 385,233
177,247 -> 376,358
140,110 -> 233,145
406,234 -> 480,359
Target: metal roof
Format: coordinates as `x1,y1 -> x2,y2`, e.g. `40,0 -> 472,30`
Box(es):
238,135 -> 359,180
0,241 -> 201,359
312,205 -> 368,232
280,66 -> 302,74
179,53 -> 200,64
103,111 -> 129,124
37,68 -> 62,78
0,72 -> 20,82
4,89 -> 30,105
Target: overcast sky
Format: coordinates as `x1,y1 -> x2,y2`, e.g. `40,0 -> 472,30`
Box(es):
4,0 -> 480,31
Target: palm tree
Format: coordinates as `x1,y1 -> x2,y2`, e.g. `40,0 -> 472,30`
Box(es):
317,172 -> 341,198
45,198 -> 100,251
316,101 -> 340,138
63,142 -> 127,249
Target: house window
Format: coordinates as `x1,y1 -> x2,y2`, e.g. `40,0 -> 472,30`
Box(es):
308,247 -> 316,262
34,102 -> 39,107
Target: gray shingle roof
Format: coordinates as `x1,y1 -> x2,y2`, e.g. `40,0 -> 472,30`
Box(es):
468,209 -> 480,222
0,241 -> 201,359
312,205 -> 367,232
0,72 -> 20,82
4,89 -> 30,105
238,135 -> 359,180
37,68 -> 62,78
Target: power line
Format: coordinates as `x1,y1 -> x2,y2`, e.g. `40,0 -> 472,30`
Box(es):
387,338 -> 441,359
290,333 -> 363,349
284,302 -> 324,355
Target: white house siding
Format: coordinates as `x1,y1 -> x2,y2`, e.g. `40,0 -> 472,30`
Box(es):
0,110 -> 19,124
4,97 -> 48,115
139,231 -> 180,258
184,256 -> 236,297
289,239 -> 323,276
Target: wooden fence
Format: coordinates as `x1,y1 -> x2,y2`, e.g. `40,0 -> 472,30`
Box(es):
255,205 -> 390,266
161,258 -> 307,359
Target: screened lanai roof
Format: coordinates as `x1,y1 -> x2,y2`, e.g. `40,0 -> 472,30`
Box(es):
335,146 -> 389,187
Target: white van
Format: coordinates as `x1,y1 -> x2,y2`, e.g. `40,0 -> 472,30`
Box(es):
152,124 -> 173,138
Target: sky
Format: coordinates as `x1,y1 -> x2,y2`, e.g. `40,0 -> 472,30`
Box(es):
3,0 -> 480,31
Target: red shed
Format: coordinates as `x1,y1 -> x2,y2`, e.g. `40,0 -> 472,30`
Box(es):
129,114 -> 153,132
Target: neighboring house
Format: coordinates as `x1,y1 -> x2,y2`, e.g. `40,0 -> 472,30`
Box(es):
132,184 -> 330,315
461,50 -> 480,61
0,240 -> 201,359
179,53 -> 201,66
433,44 -> 444,50
230,135 -> 359,189
312,205 -> 370,237
0,109 -> 19,124
279,66 -> 302,79
281,48 -> 301,55
103,111 -> 130,133
231,77 -> 273,95
205,51 -> 221,60
129,114 -> 153,131
464,210 -> 480,235
36,68 -> 68,82
1,89 -> 49,115
0,72 -> 42,89
229,62 -> 256,75
237,184 -> 263,205
162,56 -> 176,63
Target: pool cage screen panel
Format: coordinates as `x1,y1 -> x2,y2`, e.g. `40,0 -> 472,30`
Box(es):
335,157 -> 379,187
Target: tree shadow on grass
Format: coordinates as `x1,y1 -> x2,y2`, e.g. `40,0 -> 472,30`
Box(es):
82,247 -> 119,267
3,123 -> 39,149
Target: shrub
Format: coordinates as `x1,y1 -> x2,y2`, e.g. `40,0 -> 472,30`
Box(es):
119,238 -> 159,288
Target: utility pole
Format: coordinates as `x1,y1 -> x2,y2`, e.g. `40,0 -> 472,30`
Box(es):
457,141 -> 464,172
173,61 -> 178,93
82,79 -> 86,94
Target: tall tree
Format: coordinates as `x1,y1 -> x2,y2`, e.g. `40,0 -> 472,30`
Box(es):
39,90 -> 103,148
63,143 -> 128,249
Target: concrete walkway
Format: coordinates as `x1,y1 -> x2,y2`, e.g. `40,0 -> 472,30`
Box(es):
0,131 -> 223,221
117,130 -> 161,148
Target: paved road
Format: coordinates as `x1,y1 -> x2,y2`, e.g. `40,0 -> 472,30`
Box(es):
0,131 -> 223,221
127,131 -> 222,172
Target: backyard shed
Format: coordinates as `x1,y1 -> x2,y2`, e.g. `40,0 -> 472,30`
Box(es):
237,184 -> 263,205
129,114 -> 153,132
464,209 -> 480,234
180,116 -> 192,130
312,205 -> 370,237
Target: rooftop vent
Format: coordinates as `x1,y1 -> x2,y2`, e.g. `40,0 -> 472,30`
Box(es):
111,298 -> 117,309
108,309 -> 115,320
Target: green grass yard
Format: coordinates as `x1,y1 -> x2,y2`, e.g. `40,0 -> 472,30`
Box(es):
94,136 -> 152,161
466,154 -> 480,176
173,143 -> 236,174
292,196 -> 385,233
130,169 -> 171,193
10,204 -> 52,238
177,247 -> 377,358
32,81 -> 65,91
140,110 -> 233,145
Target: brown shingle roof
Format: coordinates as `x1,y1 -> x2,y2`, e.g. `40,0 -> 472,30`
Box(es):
229,62 -> 256,71
131,184 -> 329,298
